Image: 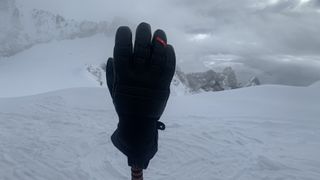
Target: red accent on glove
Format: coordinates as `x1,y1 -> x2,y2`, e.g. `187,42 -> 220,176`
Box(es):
156,36 -> 167,47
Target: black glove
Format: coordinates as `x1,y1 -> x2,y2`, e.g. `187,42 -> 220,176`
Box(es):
106,22 -> 176,169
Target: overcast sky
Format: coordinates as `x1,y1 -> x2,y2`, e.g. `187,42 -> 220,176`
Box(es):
16,0 -> 320,85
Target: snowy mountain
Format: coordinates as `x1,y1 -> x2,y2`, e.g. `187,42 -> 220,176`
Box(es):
0,0 -> 123,57
246,76 -> 261,87
0,0 -> 27,57
174,66 -> 261,94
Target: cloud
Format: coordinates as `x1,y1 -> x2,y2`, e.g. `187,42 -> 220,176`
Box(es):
167,0 -> 320,85
14,0 -> 320,85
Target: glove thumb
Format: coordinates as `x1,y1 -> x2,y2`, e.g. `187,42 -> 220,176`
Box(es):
106,57 -> 115,97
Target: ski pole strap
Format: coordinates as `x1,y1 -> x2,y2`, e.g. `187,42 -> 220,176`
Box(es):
157,121 -> 166,130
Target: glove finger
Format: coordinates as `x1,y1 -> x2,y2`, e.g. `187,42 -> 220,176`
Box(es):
164,44 -> 176,87
114,26 -> 133,66
151,29 -> 167,72
114,26 -> 132,82
106,57 -> 115,97
133,22 -> 152,68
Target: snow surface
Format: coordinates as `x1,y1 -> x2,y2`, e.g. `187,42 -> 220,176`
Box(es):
0,84 -> 319,180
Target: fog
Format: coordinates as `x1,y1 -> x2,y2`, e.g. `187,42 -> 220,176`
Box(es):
12,0 -> 320,85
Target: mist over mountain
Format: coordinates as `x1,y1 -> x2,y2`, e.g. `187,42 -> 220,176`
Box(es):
1,0 -> 320,87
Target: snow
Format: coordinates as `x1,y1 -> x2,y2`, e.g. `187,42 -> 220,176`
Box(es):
0,84 -> 319,179
0,35 -> 113,97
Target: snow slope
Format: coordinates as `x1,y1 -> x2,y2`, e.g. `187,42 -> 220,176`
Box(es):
0,85 -> 319,180
0,35 -> 113,97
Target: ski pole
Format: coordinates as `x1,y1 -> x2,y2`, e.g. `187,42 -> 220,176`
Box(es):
131,167 -> 143,180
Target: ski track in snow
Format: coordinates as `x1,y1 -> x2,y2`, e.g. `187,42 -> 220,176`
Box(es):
0,86 -> 319,180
